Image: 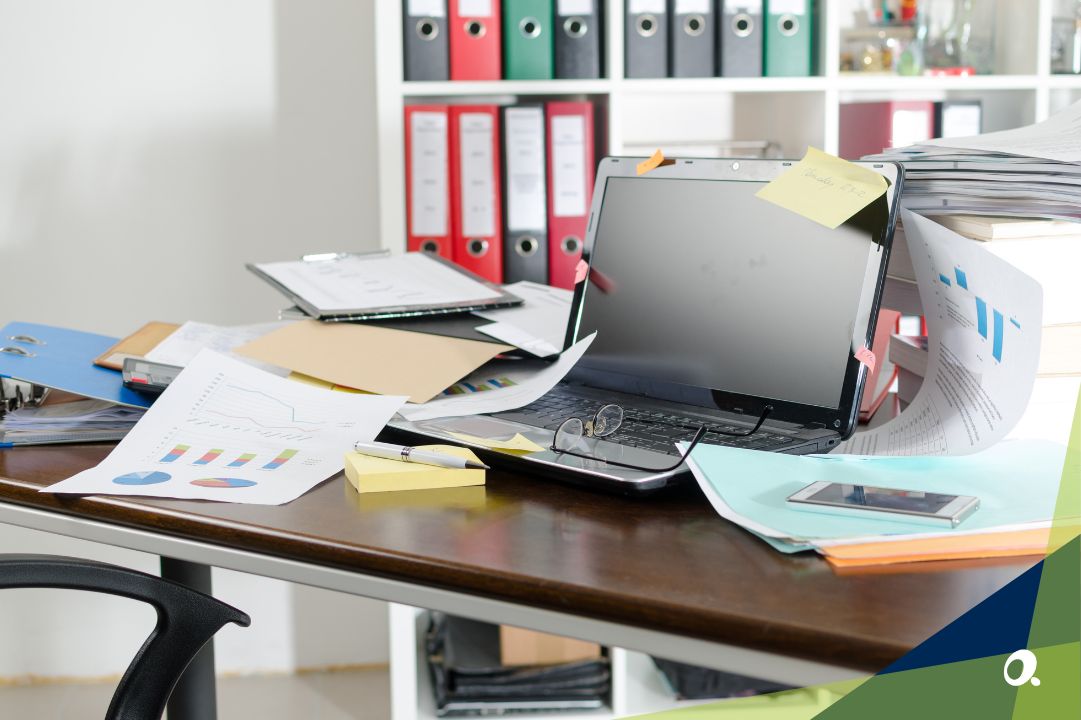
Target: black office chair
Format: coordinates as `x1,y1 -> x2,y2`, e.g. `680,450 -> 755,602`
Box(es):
0,554 -> 250,720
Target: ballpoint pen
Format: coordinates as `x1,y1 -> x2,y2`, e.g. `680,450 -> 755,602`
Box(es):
352,441 -> 490,470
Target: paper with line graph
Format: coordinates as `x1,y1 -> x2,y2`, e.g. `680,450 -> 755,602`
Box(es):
45,350 -> 406,504
837,211 -> 1042,456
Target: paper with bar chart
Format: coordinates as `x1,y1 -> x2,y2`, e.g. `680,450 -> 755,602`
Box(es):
838,211 -> 1042,456
45,351 -> 407,504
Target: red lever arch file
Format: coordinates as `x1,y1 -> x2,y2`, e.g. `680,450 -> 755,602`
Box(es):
545,101 -> 594,289
450,105 -> 503,282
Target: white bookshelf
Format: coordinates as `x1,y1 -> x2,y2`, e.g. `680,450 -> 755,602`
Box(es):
374,0 -> 1081,255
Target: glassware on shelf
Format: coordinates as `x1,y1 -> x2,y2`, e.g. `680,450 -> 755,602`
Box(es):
917,0 -> 997,75
1051,1 -> 1081,74
840,25 -> 921,75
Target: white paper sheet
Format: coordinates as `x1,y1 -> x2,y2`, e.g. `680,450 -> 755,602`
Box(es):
397,333 -> 595,422
473,282 -> 572,357
838,211 -> 1043,455
924,100 -> 1081,163
45,351 -> 406,505
146,321 -> 291,367
253,253 -> 501,314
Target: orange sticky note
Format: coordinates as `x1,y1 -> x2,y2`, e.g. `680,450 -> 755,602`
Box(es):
574,259 -> 589,284
855,346 -> 876,374
637,149 -> 665,175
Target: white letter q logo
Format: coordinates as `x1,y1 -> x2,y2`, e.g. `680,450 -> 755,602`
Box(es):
1003,649 -> 1041,687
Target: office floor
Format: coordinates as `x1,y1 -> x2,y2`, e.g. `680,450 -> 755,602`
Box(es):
0,666 -> 391,719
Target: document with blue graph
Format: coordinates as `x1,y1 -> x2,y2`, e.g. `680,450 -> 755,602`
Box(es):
44,351 -> 406,504
839,211 -> 1043,456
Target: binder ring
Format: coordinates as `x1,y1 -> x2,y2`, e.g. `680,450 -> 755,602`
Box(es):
515,236 -> 538,257
636,14 -> 658,38
563,17 -> 588,39
0,346 -> 34,358
467,238 -> 490,257
778,14 -> 799,37
561,236 -> 581,255
465,20 -> 486,38
416,18 -> 439,41
420,240 -> 441,253
8,335 -> 44,345
732,13 -> 754,38
684,14 -> 706,37
519,16 -> 541,38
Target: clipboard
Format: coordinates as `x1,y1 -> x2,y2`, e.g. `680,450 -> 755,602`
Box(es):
0,322 -> 155,410
247,251 -> 523,322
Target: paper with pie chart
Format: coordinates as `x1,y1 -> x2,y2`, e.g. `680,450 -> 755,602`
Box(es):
45,350 -> 407,504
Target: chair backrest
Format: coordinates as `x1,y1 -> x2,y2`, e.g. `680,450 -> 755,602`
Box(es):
0,554 -> 250,720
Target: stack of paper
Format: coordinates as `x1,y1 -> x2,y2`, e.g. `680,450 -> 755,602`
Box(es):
684,439 -> 1068,567
0,399 -> 145,447
866,101 -> 1081,220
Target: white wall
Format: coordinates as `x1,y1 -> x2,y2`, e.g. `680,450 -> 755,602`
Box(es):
0,0 -> 389,678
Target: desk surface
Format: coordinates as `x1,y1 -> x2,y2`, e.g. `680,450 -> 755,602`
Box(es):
0,443 -> 1035,674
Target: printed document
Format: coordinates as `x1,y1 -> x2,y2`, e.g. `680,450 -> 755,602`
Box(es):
838,211 -> 1043,455
45,351 -> 406,505
473,281 -> 572,357
398,333 -> 595,422
146,321 -> 291,367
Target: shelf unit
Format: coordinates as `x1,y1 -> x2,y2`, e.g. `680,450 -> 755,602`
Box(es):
369,2 -> 1078,716
374,0 -> 1081,256
387,604 -> 834,720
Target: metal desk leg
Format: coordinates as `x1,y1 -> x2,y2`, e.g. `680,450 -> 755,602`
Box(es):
160,557 -> 218,720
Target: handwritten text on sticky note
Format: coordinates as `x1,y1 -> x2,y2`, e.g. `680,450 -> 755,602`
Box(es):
755,147 -> 888,229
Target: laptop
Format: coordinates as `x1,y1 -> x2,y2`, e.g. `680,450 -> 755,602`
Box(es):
390,156 -> 903,494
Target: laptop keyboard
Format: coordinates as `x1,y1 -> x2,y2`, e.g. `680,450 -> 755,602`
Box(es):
505,388 -> 799,456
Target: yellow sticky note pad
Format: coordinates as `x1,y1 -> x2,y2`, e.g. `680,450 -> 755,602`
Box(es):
755,147 -> 888,229
345,444 -> 485,494
448,432 -> 544,455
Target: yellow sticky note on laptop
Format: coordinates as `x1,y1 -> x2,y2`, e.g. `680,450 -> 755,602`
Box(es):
755,147 -> 888,229
345,444 -> 485,494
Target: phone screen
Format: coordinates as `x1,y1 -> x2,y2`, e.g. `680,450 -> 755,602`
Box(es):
805,484 -> 956,514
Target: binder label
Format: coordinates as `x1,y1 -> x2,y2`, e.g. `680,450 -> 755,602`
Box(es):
459,113 -> 497,238
505,108 -> 547,232
458,0 -> 493,16
551,115 -> 587,218
408,0 -> 447,17
769,0 -> 805,14
410,112 -> 449,237
675,0 -> 711,13
729,0 -> 762,11
557,0 -> 594,15
629,0 -> 665,12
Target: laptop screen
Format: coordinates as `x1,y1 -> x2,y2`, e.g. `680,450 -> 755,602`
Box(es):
572,172 -> 892,419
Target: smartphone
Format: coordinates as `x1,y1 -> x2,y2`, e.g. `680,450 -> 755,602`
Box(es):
786,481 -> 979,528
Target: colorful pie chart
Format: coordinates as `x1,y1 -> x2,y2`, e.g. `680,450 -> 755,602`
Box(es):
113,471 -> 171,486
190,478 -> 257,489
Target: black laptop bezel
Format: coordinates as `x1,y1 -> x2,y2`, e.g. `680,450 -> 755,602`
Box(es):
563,156 -> 904,440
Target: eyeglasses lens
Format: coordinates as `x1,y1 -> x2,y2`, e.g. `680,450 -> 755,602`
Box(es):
554,417 -> 585,452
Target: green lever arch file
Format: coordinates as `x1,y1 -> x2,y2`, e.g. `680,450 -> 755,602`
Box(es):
765,0 -> 815,77
503,0 -> 554,79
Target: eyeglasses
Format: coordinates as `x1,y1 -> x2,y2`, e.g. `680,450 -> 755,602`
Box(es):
551,404 -> 774,474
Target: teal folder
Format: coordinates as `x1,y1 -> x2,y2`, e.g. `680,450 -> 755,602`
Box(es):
503,0 -> 554,80
0,321 -> 153,410
764,0 -> 815,77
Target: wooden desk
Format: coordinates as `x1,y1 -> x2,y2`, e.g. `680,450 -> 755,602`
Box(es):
0,443 -> 1034,688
